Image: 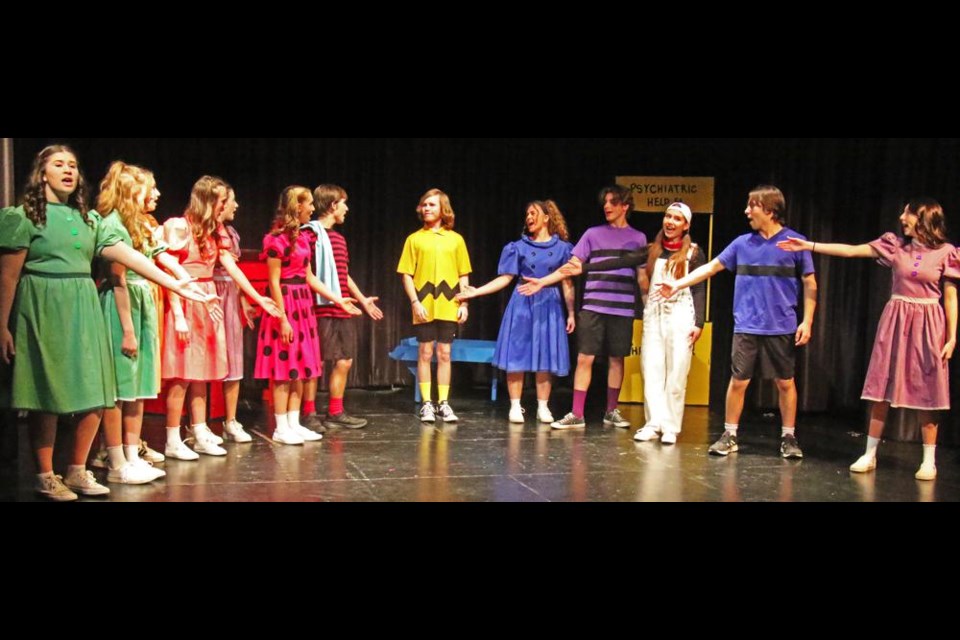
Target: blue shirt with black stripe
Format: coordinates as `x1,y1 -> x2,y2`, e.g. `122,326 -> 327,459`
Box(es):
717,227 -> 815,335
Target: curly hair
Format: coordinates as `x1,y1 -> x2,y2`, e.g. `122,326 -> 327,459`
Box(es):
22,144 -> 91,228
526,200 -> 570,242
95,161 -> 152,253
904,197 -> 948,249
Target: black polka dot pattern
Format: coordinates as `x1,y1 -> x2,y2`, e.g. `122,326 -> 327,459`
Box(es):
267,249 -> 280,259
263,346 -> 273,356
305,367 -> 313,378
289,370 -> 299,380
279,351 -> 289,361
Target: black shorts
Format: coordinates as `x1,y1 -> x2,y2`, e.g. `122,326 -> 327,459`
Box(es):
731,333 -> 796,381
577,310 -> 635,358
414,321 -> 458,345
318,317 -> 359,362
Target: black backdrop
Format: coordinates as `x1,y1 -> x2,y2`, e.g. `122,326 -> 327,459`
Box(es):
12,138 -> 960,442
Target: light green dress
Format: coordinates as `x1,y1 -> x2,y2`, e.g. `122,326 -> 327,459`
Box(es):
97,212 -> 167,401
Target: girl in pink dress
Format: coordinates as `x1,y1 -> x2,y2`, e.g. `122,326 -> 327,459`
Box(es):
779,198 -> 959,480
162,176 -> 281,460
254,186 -> 360,445
214,185 -> 258,444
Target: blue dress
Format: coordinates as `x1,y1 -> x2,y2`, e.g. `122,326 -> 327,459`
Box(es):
493,235 -> 573,375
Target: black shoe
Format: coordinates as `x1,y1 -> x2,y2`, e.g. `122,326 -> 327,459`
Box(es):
780,434 -> 804,459
323,413 -> 369,429
301,413 -> 328,433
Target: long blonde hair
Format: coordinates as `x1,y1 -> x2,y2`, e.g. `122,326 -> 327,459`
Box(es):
95,161 -> 150,252
184,175 -> 228,259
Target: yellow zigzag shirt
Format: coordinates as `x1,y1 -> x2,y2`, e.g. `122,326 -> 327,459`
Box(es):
397,228 -> 472,325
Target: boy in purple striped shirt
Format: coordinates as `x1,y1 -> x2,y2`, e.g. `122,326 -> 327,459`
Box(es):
519,186 -> 647,428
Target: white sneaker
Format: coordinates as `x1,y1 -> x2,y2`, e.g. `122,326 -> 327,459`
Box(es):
165,440 -> 200,461
915,464 -> 937,481
634,426 -> 661,442
35,474 -> 78,502
64,468 -> 111,496
190,424 -> 224,446
436,402 -> 459,422
419,402 -> 436,423
223,420 -> 253,443
508,406 -> 525,424
107,461 -> 157,485
130,456 -> 166,480
294,425 -> 323,442
273,425 -> 304,445
192,432 -> 228,457
660,431 -> 678,445
537,407 -> 555,424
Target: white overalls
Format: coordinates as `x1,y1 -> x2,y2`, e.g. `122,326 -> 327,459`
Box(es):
642,248 -> 697,437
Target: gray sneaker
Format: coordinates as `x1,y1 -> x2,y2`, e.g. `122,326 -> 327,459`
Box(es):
436,402 -> 459,423
301,413 -> 328,433
709,432 -> 739,456
780,434 -> 804,459
551,413 -> 586,430
603,409 -> 631,428
323,413 -> 369,429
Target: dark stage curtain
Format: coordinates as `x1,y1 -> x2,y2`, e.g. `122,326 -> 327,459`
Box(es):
10,138 -> 960,443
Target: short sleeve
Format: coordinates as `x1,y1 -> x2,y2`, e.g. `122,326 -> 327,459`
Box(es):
868,232 -> 900,268
214,224 -> 233,253
142,220 -> 169,260
162,217 -> 192,261
260,233 -> 286,262
571,229 -> 593,263
560,240 -> 573,265
397,234 -> 417,275
95,213 -> 127,255
0,207 -> 33,251
455,234 -> 472,276
944,245 -> 960,281
497,242 -> 520,276
717,236 -> 742,271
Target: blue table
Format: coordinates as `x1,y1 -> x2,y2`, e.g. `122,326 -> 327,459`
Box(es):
388,338 -> 499,402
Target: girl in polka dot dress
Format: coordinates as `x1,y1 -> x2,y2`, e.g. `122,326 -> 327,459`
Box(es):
779,198 -> 959,481
254,186 -> 360,445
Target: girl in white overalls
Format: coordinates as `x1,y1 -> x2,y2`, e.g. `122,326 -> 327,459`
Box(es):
634,203 -> 705,444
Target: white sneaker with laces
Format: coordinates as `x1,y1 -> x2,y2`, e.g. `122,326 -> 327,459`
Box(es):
294,425 -> 323,442
223,420 -> 253,443
64,468 -> 111,496
537,407 -> 555,424
107,461 -> 157,485
508,406 -> 525,424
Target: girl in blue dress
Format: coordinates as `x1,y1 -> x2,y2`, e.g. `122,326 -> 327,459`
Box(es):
457,201 -> 575,424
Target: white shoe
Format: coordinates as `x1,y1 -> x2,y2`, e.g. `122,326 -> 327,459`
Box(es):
89,449 -> 109,469
537,407 -> 555,424
508,406 -> 525,424
660,431 -> 677,445
223,420 -> 253,443
35,474 -> 78,502
294,425 -> 323,442
273,425 -> 304,445
130,456 -> 166,480
107,461 -> 157,485
64,468 -> 111,496
915,464 -> 937,481
634,426 -> 661,442
192,432 -> 228,457
165,441 -> 200,461
849,454 -> 877,473
190,424 -> 224,446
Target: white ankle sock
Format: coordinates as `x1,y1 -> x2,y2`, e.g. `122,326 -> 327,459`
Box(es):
107,446 -> 126,470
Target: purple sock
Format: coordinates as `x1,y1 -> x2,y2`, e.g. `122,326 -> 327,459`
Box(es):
572,390 -> 587,418
607,388 -> 621,412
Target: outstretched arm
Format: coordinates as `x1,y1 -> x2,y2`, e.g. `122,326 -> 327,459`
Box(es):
778,237 -> 877,259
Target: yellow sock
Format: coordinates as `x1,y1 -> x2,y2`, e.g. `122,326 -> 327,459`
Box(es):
419,382 -> 432,403
438,385 -> 450,403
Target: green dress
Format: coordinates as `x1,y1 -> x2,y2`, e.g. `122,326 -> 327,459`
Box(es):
0,203 -> 116,414
97,212 -> 166,401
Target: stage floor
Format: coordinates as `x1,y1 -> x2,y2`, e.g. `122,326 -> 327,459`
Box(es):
1,388 -> 957,502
